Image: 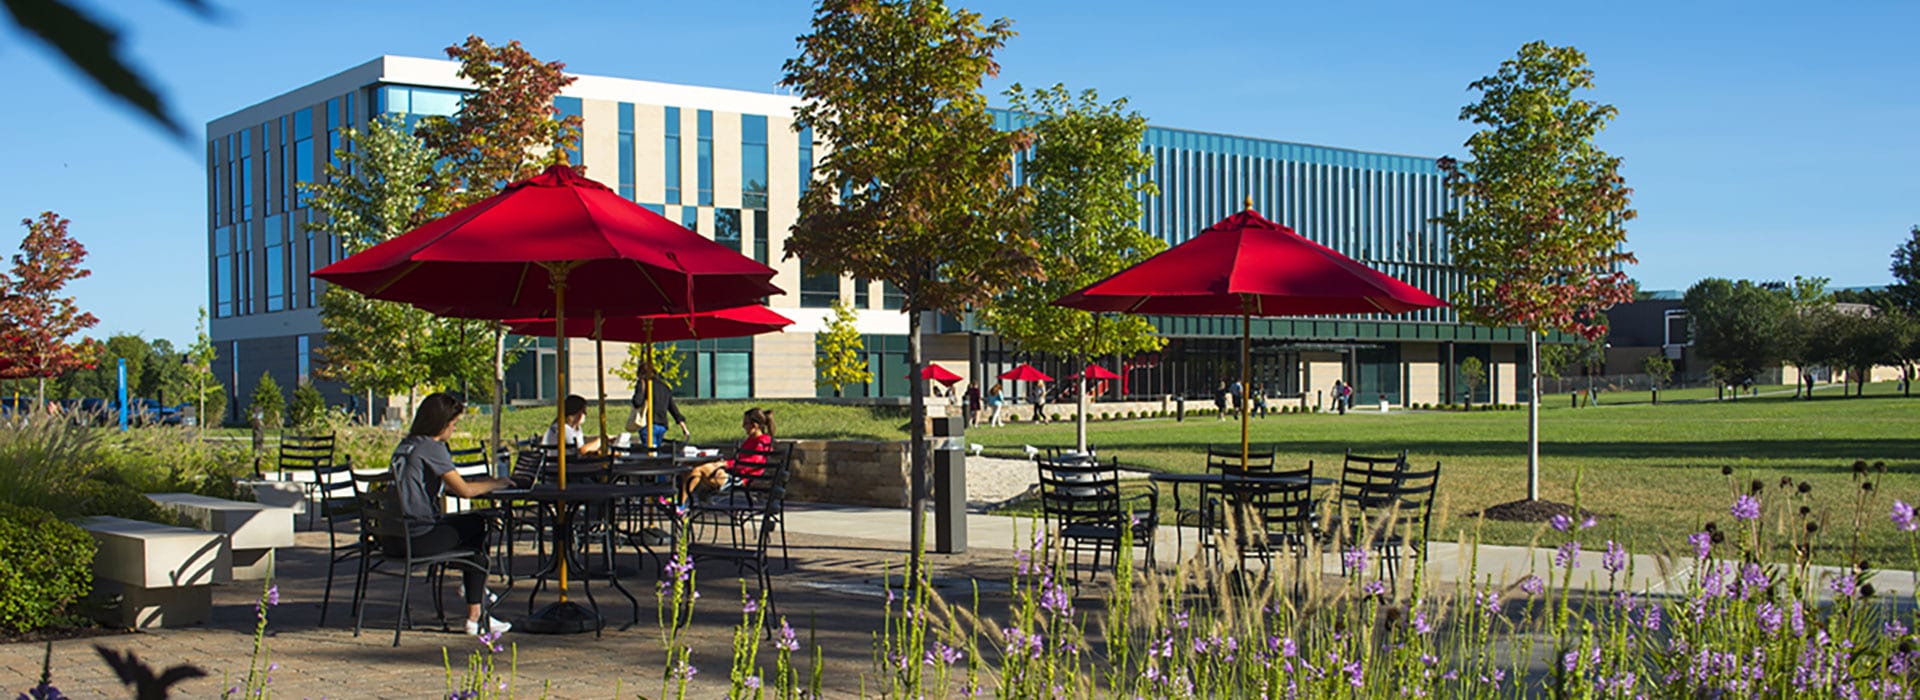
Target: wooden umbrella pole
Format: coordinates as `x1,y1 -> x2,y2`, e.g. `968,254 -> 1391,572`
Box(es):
643,318 -> 656,450
595,312 -> 608,447
551,265 -> 571,601
1240,300 -> 1252,472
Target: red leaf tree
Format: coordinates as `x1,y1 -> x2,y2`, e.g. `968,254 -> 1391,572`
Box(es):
0,212 -> 101,409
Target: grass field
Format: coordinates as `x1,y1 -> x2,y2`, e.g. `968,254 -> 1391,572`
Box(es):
970,381 -> 1920,567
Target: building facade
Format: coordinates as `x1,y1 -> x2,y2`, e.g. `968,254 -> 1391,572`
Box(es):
206,56 -> 1529,423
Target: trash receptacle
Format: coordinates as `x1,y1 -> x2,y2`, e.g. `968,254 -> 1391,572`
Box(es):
931,415 -> 966,553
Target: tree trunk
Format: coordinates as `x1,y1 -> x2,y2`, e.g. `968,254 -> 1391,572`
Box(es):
1526,333 -> 1540,502
1075,371 -> 1089,453
35,376 -> 45,415
907,308 -> 928,588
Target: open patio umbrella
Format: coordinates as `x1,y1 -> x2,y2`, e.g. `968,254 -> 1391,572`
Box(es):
998,363 -> 1053,382
314,164 -> 782,633
503,306 -> 794,446
920,363 -> 964,384
1075,364 -> 1121,381
1054,205 -> 1445,468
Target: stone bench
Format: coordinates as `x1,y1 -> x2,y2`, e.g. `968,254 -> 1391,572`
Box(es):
76,516 -> 231,629
146,493 -> 295,580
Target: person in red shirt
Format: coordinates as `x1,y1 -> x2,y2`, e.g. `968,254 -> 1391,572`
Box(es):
680,407 -> 775,501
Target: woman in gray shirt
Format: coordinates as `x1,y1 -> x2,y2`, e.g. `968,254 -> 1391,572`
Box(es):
387,393 -> 517,636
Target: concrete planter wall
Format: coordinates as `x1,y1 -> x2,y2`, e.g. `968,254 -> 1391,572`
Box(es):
787,439 -> 911,508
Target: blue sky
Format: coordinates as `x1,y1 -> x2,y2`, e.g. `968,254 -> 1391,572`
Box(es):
0,0 -> 1914,344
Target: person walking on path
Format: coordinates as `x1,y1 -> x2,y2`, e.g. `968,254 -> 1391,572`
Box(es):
1030,381 -> 1050,424
1333,379 -> 1349,415
1252,382 -> 1268,418
1213,381 -> 1229,420
964,384 -> 982,428
987,383 -> 1005,427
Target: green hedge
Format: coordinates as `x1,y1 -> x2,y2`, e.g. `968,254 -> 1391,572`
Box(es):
0,502 -> 94,632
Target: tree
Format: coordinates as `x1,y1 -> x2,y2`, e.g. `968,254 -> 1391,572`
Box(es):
289,383 -> 326,429
1433,42 -> 1637,503
1641,352 -> 1673,389
1684,278 -> 1791,393
1889,226 -> 1920,316
415,35 -> 582,205
1777,275 -> 1833,399
1816,309 -> 1909,397
611,342 -> 686,390
782,0 -> 1039,584
1535,343 -> 1573,380
1458,356 -> 1486,409
978,84 -> 1164,451
813,299 -> 871,397
248,372 -> 284,429
185,307 -> 224,426
0,212 -> 101,409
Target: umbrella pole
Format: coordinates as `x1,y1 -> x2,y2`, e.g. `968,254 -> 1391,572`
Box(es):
552,268 -> 571,601
644,319 -> 656,450
595,312 -> 608,447
1241,306 -> 1251,471
492,324 -> 505,475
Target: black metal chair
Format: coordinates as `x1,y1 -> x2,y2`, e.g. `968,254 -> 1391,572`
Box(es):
1217,462 -> 1318,576
1182,444 -> 1275,561
314,460 -> 364,627
1036,456 -> 1158,579
1369,462 -> 1441,583
687,446 -> 791,630
351,472 -> 496,647
688,443 -> 796,569
274,432 -> 335,528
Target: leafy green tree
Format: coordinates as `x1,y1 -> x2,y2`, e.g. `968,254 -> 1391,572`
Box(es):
1458,356 -> 1486,409
185,308 -> 224,425
1642,352 -> 1673,389
1535,343 -> 1573,380
1684,278 -> 1791,392
248,372 -> 284,429
1434,42 -> 1638,502
782,0 -> 1039,582
1888,225 -> 1920,316
289,383 -> 327,429
1777,275 -> 1833,399
1815,310 -> 1910,397
415,35 -> 582,204
612,342 -> 686,390
813,299 -> 871,397
978,83 -> 1164,451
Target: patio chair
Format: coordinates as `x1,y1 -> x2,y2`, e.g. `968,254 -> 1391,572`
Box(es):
351,472 -> 497,647
1219,461 -> 1318,577
687,444 -> 791,631
1336,449 -> 1409,575
1036,456 -> 1158,580
315,460 -> 366,628
1369,462 -> 1441,583
444,444 -> 494,514
688,443 -> 796,569
274,432 -> 335,527
1179,444 -> 1275,556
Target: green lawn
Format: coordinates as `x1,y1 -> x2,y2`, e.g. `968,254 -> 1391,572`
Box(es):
971,381 -> 1920,567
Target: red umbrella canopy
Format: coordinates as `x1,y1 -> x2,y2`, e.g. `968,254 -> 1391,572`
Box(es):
1072,364 -> 1121,381
919,363 -> 964,385
501,306 -> 793,343
313,164 -> 782,318
998,364 -> 1053,382
1052,209 -> 1445,317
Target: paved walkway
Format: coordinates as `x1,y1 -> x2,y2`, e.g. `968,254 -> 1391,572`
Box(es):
4,503 -> 1909,698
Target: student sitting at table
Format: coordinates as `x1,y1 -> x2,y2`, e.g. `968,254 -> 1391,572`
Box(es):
387,392 -> 518,636
680,407 -> 775,502
542,394 -> 603,455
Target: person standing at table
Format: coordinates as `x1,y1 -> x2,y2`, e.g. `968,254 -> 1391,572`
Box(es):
626,370 -> 691,446
543,394 -> 603,454
387,392 -> 516,636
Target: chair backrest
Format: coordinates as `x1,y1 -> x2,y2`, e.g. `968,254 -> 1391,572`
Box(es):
1035,457 -> 1122,528
444,445 -> 493,512
278,433 -> 335,472
1042,445 -> 1097,462
1221,462 -> 1316,541
313,462 -> 359,521
352,471 -> 409,542
734,442 -> 794,497
511,448 -> 546,485
1381,462 -> 1441,542
1339,449 -> 1408,510
1207,444 -> 1275,472
541,453 -> 613,484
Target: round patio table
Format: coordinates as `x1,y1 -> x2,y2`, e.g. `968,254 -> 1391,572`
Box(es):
1147,471 -> 1333,560
478,482 -> 666,634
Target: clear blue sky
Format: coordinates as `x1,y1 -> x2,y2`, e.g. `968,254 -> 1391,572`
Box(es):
1,0 -> 1914,345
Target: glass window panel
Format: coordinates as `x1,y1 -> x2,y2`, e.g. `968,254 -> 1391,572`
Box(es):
713,352 -> 751,399
882,281 -> 905,310
798,126 -> 814,196
696,110 -> 713,205
681,207 -> 698,235
854,278 -> 868,308
554,96 -> 583,165
752,210 -> 768,264
800,257 -> 837,308
741,114 -> 768,209
715,209 -> 741,252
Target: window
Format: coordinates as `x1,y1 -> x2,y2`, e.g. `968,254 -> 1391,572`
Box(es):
214,226 -> 234,318
854,278 -> 868,308
800,257 -> 837,308
305,219 -> 324,305
676,337 -> 754,398
798,126 -> 814,196
296,336 -> 310,386
814,334 -> 908,398
291,108 -> 313,208
663,107 -> 681,204
752,210 -> 769,265
741,114 -> 768,209
882,281 -> 905,310
681,207 -> 698,235
696,110 -> 713,206
325,98 -> 343,175
240,128 -> 254,221
617,103 -> 635,200
264,215 -> 286,312
714,209 -> 741,253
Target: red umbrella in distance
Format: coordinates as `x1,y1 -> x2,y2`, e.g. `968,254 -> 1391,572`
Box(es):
1054,206 -> 1446,467
1075,364 -> 1121,381
919,363 -> 964,385
313,164 -> 780,319
998,364 -> 1053,383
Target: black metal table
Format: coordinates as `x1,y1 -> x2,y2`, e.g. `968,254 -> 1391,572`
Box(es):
478,483 -> 667,634
1146,471 -> 1333,560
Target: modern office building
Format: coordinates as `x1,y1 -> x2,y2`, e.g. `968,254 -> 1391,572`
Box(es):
206,56 -> 1532,424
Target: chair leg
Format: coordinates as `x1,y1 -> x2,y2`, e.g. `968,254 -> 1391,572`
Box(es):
320,546 -> 338,628
393,565 -> 412,647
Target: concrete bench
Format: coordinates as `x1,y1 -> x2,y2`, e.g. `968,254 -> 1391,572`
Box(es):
146,493 -> 295,580
235,477 -> 309,515
76,516 -> 231,629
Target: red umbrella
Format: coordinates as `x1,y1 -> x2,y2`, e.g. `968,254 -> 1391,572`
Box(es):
313,164 -> 780,319
919,363 -> 964,385
502,306 -> 794,343
998,363 -> 1053,383
1074,364 -> 1121,381
1054,207 -> 1446,467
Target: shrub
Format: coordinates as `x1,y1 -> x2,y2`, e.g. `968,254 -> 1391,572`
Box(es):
96,428 -> 253,500
0,502 -> 94,632
68,479 -> 172,524
289,383 -> 326,429
248,372 -> 285,429
0,416 -> 102,515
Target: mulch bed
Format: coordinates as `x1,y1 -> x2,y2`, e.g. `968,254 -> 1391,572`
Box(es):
0,622 -> 130,647
1472,499 -> 1602,524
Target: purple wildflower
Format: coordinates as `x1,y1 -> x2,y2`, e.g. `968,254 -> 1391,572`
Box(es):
742,598 -> 759,615
1732,495 -> 1762,521
1345,660 -> 1365,687
1756,602 -> 1783,635
1519,575 -> 1545,596
265,585 -> 279,607
1581,515 -> 1598,530
1738,563 -> 1769,599
1829,574 -> 1860,598
1603,540 -> 1627,574
1038,576 -> 1072,615
1342,547 -> 1368,572
1555,541 -> 1582,569
1411,609 -> 1434,635
1363,579 -> 1388,596
1478,590 -> 1501,616
1885,620 -> 1909,639
1549,514 -> 1572,532
744,675 -> 762,690
1689,531 -> 1713,559
775,618 -> 799,652
24,682 -> 67,700
1895,500 -> 1918,532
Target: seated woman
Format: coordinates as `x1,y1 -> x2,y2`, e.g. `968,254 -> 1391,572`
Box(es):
385,392 -> 518,636
680,407 -> 775,502
542,394 -> 603,455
